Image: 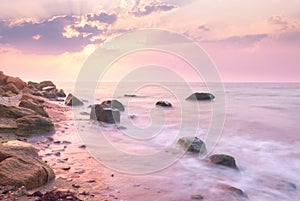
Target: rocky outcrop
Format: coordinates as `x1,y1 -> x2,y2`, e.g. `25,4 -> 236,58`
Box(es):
0,140 -> 55,190
0,104 -> 36,119
4,83 -> 20,94
156,101 -> 172,107
186,92 -> 215,101
101,100 -> 125,112
178,137 -> 207,154
90,104 -> 120,124
64,93 -> 84,106
6,76 -> 27,90
19,99 -> 49,117
16,115 -> 54,137
209,154 -> 238,169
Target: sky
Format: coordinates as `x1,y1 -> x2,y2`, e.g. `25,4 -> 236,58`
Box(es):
0,0 -> 299,82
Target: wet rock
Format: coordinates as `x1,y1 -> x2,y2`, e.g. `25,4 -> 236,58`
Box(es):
65,93 -> 84,106
0,140 -> 54,190
16,115 -> 54,137
37,80 -> 56,91
124,94 -> 137,97
101,100 -> 125,112
79,145 -> 86,149
62,166 -> 71,171
0,103 -> 36,119
20,93 -> 45,104
186,92 -> 215,101
218,184 -> 248,198
19,99 -> 49,117
156,100 -> 172,107
178,137 -> 207,154
209,154 -> 238,169
90,104 -> 121,124
191,194 -> 204,200
29,189 -> 82,201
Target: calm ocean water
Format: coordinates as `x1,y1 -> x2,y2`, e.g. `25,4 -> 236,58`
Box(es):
57,82 -> 300,201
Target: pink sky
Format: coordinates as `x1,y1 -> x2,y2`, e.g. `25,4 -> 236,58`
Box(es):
0,0 -> 299,82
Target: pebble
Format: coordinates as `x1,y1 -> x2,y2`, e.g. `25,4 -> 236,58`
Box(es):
62,166 -> 71,171
191,194 -> 204,200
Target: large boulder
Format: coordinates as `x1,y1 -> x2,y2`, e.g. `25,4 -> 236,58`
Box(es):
0,71 -> 8,85
209,154 -> 238,169
0,103 -> 36,119
101,100 -> 125,112
178,137 -> 207,154
6,76 -> 27,90
19,100 -> 49,117
16,115 -> 54,136
20,93 -> 45,104
37,81 -> 56,91
186,92 -> 215,101
0,140 -> 55,190
4,83 -> 20,94
156,101 -> 172,107
65,93 -> 84,106
90,104 -> 120,124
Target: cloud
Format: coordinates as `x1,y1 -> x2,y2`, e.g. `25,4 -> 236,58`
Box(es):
203,34 -> 269,47
268,15 -> 300,31
0,12 -> 117,54
87,12 -> 117,24
130,2 -> 177,17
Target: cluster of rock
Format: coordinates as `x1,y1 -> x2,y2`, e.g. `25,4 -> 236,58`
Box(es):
0,71 -> 66,100
90,100 -> 124,124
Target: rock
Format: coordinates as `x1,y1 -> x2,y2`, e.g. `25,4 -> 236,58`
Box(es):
19,100 -> 49,117
218,184 -> 248,198
56,89 -> 66,97
20,93 -> 45,104
65,93 -> 84,106
62,166 -> 71,171
0,103 -> 36,119
0,87 -> 5,95
16,115 -> 54,136
4,83 -> 20,94
37,81 -> 56,91
178,137 -> 207,154
0,118 -> 18,133
6,76 -> 27,90
42,86 -> 56,92
0,71 -> 8,85
191,194 -> 204,200
186,92 -> 215,101
101,100 -> 125,112
209,154 -> 238,169
124,94 -> 137,97
28,189 -> 82,201
0,140 -> 55,190
156,101 -> 172,107
90,104 -> 121,124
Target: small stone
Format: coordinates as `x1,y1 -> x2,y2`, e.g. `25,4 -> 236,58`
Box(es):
54,152 -> 61,156
86,179 -> 96,183
72,184 -> 80,189
191,194 -> 204,200
62,167 -> 71,171
53,140 -> 61,144
79,144 -> 86,149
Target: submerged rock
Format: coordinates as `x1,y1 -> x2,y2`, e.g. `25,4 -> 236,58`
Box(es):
65,93 -> 84,106
101,100 -> 125,112
178,137 -> 207,154
209,154 -> 238,169
0,140 -> 55,190
218,184 -> 248,199
156,101 -> 172,107
16,115 -> 54,136
90,104 -> 120,124
186,92 -> 215,101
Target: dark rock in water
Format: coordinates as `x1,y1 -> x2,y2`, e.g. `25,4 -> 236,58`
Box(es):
191,194 -> 204,200
65,93 -> 84,106
186,92 -> 215,101
0,104 -> 36,119
156,101 -> 172,107
56,89 -> 66,97
218,184 -> 248,199
209,154 -> 238,169
19,100 -> 49,117
16,115 -> 54,136
0,140 -> 55,190
178,137 -> 207,154
101,100 -> 125,112
90,104 -> 120,124
124,94 -> 137,97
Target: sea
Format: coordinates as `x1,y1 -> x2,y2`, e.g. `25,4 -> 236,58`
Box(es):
56,82 -> 300,201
